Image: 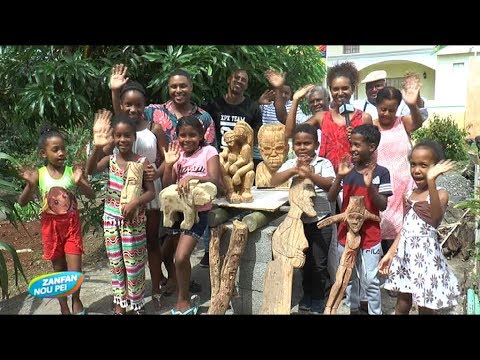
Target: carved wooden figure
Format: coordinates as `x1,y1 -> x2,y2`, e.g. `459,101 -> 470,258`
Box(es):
219,121 -> 255,203
256,124 -> 288,188
159,179 -> 217,230
261,177 -> 317,314
120,161 -> 144,218
316,196 -> 380,315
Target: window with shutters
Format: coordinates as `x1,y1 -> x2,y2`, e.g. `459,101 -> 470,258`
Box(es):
343,45 -> 359,54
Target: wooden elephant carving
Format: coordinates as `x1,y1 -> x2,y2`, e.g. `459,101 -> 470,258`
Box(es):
159,179 -> 217,230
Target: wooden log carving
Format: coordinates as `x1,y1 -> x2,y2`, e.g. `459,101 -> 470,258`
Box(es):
260,177 -> 317,314
208,220 -> 249,314
209,224 -> 227,303
317,196 -> 380,315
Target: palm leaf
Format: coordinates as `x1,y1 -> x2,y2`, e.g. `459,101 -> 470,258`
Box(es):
0,251 -> 9,299
0,241 -> 29,299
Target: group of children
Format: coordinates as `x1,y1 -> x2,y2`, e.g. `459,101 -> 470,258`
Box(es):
18,78 -> 460,316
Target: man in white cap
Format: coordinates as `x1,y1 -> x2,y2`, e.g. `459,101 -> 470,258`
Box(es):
352,70 -> 428,121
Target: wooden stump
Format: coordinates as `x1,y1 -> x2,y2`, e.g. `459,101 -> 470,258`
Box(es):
208,220 -> 249,314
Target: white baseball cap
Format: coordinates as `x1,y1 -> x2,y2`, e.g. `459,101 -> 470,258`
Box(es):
360,70 -> 387,84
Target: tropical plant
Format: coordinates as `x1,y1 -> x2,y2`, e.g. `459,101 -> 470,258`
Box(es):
411,114 -> 469,162
0,152 -> 29,299
0,152 -> 23,226
0,241 -> 28,299
0,45 -> 326,130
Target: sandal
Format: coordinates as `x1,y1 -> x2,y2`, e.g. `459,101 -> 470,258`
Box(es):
170,295 -> 200,315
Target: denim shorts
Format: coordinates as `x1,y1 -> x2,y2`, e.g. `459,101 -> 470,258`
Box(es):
165,211 -> 209,242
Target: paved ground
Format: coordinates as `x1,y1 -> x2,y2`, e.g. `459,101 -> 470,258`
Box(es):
0,241 -> 470,315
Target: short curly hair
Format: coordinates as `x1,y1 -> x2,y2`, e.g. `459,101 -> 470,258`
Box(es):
326,61 -> 359,91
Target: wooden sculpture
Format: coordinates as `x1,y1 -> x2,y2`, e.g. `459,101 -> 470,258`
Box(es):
316,196 -> 380,315
159,179 -> 217,230
120,161 -> 144,218
261,177 -> 317,314
256,124 -> 289,188
219,121 -> 255,203
208,220 -> 249,314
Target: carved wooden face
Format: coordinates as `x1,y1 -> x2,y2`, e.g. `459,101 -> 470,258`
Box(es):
258,125 -> 287,171
224,131 -> 236,147
346,212 -> 365,234
45,187 -> 75,215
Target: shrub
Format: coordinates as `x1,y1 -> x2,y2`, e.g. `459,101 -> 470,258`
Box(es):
412,114 -> 469,161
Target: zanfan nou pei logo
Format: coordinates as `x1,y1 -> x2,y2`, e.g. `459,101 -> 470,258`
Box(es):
28,271 -> 84,298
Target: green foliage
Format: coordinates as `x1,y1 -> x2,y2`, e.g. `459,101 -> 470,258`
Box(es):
0,45 -> 326,239
13,203 -> 40,222
78,173 -> 106,237
0,241 -> 29,299
143,45 -> 326,105
455,198 -> 480,216
0,152 -> 23,227
0,45 -> 326,130
0,152 -> 29,299
412,114 -> 469,161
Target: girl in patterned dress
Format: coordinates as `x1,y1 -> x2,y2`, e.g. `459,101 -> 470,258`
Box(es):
379,141 -> 460,314
374,86 -> 423,255
86,111 -> 155,314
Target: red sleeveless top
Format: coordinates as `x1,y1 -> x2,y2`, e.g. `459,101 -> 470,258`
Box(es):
318,109 -> 364,172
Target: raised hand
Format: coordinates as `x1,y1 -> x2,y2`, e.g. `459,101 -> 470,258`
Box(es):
110,63 -> 129,91
293,84 -> 315,101
164,142 -> 180,165
93,109 -> 113,148
401,72 -> 422,107
338,154 -> 353,177
427,159 -> 456,181
363,163 -> 375,187
264,69 -> 286,88
73,164 -> 85,185
259,89 -> 275,105
18,166 -> 36,186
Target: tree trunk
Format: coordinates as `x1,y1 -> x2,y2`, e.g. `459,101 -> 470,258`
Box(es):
208,220 -> 248,314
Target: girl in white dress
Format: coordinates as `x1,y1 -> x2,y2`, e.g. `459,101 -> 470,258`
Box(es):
379,140 -> 460,314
